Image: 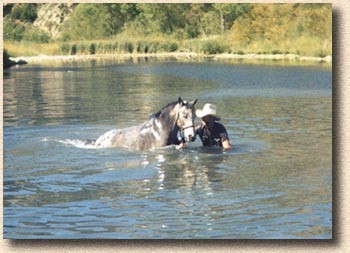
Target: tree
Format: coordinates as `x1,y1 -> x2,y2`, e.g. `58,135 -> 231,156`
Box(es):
185,4 -> 209,38
61,4 -> 126,40
230,3 -> 331,45
10,4 -> 37,23
135,4 -> 189,35
213,3 -> 251,33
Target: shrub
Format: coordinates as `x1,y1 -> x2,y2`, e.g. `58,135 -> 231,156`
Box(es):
316,49 -> 327,58
61,43 -> 70,54
161,41 -> 178,52
136,41 -> 147,53
11,4 -> 37,23
201,40 -> 226,54
89,43 -> 96,54
23,26 -> 50,43
169,42 -> 178,52
149,41 -> 160,53
271,49 -> 283,55
77,43 -> 87,54
3,20 -> 25,41
144,44 -> 149,53
126,42 -> 134,53
70,44 -> 77,55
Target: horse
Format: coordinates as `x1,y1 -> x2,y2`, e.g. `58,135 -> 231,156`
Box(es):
88,97 -> 198,151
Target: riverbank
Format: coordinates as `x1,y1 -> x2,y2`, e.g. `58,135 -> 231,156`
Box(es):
10,52 -> 332,65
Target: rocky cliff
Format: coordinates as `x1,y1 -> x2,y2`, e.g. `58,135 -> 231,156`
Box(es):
33,3 -> 76,38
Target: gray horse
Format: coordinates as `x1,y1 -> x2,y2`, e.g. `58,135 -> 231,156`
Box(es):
89,97 -> 198,151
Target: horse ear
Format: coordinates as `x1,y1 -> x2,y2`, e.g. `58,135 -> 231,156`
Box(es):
178,97 -> 184,106
191,98 -> 198,106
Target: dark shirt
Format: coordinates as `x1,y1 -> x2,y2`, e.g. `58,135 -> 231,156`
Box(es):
196,122 -> 229,147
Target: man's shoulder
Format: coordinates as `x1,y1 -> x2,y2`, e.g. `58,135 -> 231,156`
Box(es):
213,121 -> 227,133
214,121 -> 226,129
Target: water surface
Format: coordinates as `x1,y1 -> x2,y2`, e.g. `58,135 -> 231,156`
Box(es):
3,59 -> 332,239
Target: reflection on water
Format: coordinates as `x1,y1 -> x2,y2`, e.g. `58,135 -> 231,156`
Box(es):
3,59 -> 331,239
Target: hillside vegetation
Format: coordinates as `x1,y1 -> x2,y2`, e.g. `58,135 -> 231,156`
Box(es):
3,3 -> 331,58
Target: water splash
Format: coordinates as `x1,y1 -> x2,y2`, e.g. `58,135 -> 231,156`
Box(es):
42,137 -> 97,149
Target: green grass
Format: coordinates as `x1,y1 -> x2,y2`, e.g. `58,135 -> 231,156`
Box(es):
230,35 -> 332,57
4,34 -> 331,58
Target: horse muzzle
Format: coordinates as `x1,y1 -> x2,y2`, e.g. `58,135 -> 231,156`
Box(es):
187,134 -> 196,142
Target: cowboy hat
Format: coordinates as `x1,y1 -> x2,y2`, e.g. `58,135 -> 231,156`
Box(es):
196,103 -> 221,121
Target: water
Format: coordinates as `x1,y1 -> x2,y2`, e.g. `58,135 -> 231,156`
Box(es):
3,58 -> 332,239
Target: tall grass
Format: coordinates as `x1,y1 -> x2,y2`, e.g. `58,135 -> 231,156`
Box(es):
4,41 -> 61,57
231,35 -> 332,57
4,34 -> 331,58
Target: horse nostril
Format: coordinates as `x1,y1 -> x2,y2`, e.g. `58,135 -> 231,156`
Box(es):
188,135 -> 195,141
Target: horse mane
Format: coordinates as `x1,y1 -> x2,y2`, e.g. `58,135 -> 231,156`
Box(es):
149,101 -> 178,120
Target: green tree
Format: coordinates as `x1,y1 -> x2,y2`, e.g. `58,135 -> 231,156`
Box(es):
136,4 -> 189,35
61,4 -> 127,40
3,20 -> 25,41
231,3 -> 331,44
184,4 -> 208,38
213,3 -> 251,32
10,4 -> 37,23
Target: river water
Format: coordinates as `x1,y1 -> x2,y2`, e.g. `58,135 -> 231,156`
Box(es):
3,58 -> 332,239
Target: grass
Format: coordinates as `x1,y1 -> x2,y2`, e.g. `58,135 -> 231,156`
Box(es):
4,41 -> 61,57
231,35 -> 332,57
4,34 -> 331,59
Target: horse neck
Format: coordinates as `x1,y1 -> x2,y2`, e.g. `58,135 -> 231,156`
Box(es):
157,105 -> 179,143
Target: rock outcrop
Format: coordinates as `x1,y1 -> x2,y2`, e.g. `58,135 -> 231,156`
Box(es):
33,3 -> 76,38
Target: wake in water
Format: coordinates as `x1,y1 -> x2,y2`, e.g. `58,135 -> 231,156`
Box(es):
42,128 -> 137,149
42,135 -> 270,156
41,129 -> 180,151
42,136 -> 97,149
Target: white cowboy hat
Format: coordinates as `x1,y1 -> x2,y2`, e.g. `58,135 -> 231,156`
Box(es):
196,103 -> 221,121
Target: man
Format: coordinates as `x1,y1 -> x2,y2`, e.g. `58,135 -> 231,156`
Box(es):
195,103 -> 231,149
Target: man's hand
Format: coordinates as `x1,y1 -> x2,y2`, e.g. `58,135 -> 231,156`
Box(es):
176,142 -> 186,149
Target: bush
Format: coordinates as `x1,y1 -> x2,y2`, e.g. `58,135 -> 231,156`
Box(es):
271,49 -> 283,55
316,49 -> 327,58
3,20 -> 25,41
161,41 -> 178,52
11,4 -> 37,23
149,41 -> 160,53
77,43 -> 87,54
136,41 -> 147,53
89,43 -> 96,54
127,42 -> 134,53
61,43 -> 70,54
201,40 -> 226,54
70,44 -> 77,55
23,26 -> 50,43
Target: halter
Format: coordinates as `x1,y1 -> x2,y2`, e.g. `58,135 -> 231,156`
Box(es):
175,105 -> 195,142
182,124 -> 195,131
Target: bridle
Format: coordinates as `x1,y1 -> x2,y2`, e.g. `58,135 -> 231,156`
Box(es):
181,124 -> 195,131
175,105 -> 195,141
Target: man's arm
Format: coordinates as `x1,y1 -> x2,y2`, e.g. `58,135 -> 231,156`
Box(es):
218,123 -> 231,149
222,139 -> 231,149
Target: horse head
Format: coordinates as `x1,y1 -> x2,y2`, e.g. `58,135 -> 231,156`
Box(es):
176,97 -> 198,142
